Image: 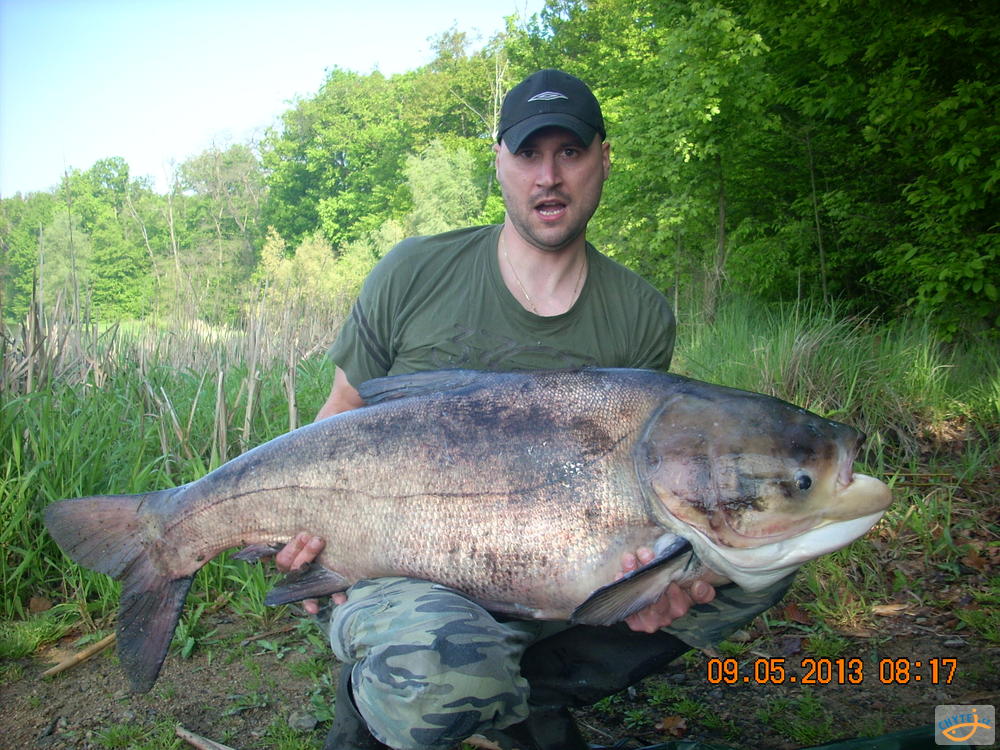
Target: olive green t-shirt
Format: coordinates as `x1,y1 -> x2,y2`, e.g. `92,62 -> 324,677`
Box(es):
329,225 -> 675,386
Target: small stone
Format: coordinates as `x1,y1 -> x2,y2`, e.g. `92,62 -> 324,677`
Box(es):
288,710 -> 318,732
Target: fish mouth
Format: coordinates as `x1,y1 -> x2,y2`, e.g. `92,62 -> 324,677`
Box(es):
716,513 -> 825,547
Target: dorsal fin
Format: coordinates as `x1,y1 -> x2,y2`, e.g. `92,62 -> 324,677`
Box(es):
358,369 -> 496,405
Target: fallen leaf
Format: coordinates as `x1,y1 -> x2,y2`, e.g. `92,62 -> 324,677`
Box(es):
961,549 -> 987,571
782,602 -> 812,625
655,715 -> 688,737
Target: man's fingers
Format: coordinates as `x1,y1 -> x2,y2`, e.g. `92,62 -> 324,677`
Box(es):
619,546 -> 655,578
275,532 -> 325,573
690,580 -> 716,604
624,582 -> 702,633
303,591 -> 346,617
619,552 -> 638,577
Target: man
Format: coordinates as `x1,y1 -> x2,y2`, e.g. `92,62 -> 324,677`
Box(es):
277,69 -> 791,750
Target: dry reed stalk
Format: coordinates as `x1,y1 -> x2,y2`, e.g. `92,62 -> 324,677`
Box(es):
212,367 -> 228,464
241,302 -> 265,451
175,725 -> 237,750
284,339 -> 298,432
40,632 -> 116,679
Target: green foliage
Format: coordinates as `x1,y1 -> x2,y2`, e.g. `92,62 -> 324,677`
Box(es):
0,191 -> 58,320
0,611 -> 77,659
956,579 -> 1000,643
739,0 -> 1000,331
94,720 -> 183,750
404,139 -> 487,235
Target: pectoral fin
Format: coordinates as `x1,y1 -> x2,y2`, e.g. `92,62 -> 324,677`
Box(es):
265,564 -> 351,606
571,536 -> 697,626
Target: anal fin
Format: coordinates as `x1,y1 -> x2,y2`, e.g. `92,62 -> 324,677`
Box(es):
265,563 -> 351,606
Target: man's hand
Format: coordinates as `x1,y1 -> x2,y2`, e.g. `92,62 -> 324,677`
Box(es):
274,532 -> 347,615
619,547 -> 718,634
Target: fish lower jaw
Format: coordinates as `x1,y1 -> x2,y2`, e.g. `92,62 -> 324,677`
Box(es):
685,510 -> 887,592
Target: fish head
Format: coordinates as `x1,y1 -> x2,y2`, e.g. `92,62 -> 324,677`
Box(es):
636,386 -> 892,589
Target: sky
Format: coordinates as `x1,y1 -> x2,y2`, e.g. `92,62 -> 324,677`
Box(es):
0,0 -> 546,197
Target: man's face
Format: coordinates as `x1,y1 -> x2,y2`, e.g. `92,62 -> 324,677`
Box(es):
495,126 -> 611,253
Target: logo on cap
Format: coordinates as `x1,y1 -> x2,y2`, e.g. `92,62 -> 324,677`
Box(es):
527,91 -> 569,102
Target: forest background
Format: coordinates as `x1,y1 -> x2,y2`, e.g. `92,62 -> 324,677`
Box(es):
2,0 -> 997,340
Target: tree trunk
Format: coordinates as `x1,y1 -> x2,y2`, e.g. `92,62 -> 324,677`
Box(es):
704,155 -> 727,323
805,130 -> 829,304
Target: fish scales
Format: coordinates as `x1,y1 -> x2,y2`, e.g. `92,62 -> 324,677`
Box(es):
44,368 -> 892,692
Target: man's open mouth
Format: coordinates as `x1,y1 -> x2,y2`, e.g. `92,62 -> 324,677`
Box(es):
536,200 -> 567,218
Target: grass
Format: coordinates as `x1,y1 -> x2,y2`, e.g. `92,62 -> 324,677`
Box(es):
0,607 -> 81,659
756,693 -> 837,746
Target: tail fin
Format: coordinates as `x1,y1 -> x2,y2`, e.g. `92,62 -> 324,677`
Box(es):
44,491 -> 193,693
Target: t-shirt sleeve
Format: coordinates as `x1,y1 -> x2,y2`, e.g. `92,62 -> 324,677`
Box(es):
327,246 -> 404,388
632,294 -> 676,371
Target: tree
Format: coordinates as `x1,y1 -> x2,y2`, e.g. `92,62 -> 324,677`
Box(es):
0,191 -> 57,320
58,158 -> 150,319
404,139 -> 485,236
730,0 -> 999,330
177,145 -> 266,322
262,69 -> 417,249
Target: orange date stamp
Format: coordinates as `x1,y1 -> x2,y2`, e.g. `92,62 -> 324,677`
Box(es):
706,656 -> 958,685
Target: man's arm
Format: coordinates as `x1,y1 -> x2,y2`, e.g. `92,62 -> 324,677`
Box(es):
316,366 -> 365,420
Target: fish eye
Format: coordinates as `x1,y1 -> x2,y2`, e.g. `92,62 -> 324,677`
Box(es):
795,472 -> 813,491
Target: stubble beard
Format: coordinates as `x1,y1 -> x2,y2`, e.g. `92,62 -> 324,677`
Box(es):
502,187 -> 602,255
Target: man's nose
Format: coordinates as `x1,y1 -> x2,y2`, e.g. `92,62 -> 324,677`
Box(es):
535,154 -> 562,188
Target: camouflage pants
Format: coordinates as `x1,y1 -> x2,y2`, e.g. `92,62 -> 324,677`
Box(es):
324,574 -> 793,750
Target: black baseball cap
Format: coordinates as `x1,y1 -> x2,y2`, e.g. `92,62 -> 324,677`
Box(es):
497,69 -> 606,153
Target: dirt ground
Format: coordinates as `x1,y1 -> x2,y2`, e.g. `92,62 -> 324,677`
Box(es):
2,583 -> 997,750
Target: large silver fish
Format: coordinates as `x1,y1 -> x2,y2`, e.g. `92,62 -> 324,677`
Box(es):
44,368 -> 891,692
